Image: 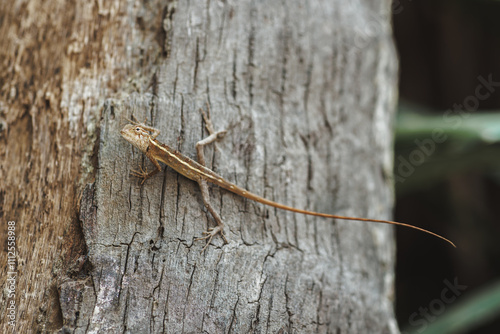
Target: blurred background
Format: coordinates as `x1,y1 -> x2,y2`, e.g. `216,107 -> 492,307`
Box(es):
392,0 -> 500,333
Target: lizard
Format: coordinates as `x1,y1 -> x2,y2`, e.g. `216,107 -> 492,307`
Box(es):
120,106 -> 456,251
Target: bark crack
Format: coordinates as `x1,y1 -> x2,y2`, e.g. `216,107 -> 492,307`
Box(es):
193,37 -> 200,89
232,49 -> 238,100
247,5 -> 256,106
228,295 -> 239,333
182,265 -> 197,332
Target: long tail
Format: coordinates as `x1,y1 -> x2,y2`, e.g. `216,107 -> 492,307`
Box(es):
216,180 -> 456,248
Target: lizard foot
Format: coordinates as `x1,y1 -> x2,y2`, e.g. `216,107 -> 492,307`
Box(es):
200,102 -> 227,138
130,165 -> 149,184
195,225 -> 228,252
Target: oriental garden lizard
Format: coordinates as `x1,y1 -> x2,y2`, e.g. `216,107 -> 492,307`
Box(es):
120,106 -> 456,251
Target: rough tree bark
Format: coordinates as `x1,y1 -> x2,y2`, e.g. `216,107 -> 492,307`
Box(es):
0,0 -> 399,333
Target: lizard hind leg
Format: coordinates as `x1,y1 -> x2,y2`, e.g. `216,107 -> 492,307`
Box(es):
195,180 -> 228,252
194,103 -> 229,251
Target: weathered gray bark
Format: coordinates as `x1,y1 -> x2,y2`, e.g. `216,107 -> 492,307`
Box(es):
1,0 -> 399,333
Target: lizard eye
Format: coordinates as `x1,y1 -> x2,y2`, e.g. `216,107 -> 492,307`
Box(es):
135,127 -> 140,132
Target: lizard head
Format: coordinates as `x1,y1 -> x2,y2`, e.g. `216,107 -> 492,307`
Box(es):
120,123 -> 151,153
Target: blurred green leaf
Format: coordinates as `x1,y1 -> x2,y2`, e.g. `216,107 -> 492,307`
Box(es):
395,102 -> 500,194
397,102 -> 500,143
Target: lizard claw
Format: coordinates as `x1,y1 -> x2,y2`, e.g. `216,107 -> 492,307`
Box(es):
130,165 -> 148,184
200,102 -> 227,138
126,115 -> 148,127
195,225 -> 227,252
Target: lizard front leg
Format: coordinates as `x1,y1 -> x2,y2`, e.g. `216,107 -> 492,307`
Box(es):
130,150 -> 162,184
196,103 -> 227,166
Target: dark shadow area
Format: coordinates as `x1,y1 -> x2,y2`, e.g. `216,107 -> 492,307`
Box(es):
393,1 -> 500,333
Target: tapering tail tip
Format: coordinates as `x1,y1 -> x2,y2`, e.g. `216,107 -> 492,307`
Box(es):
446,239 -> 457,248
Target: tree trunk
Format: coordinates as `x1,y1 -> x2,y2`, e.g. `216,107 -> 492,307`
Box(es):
1,0 -> 399,333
